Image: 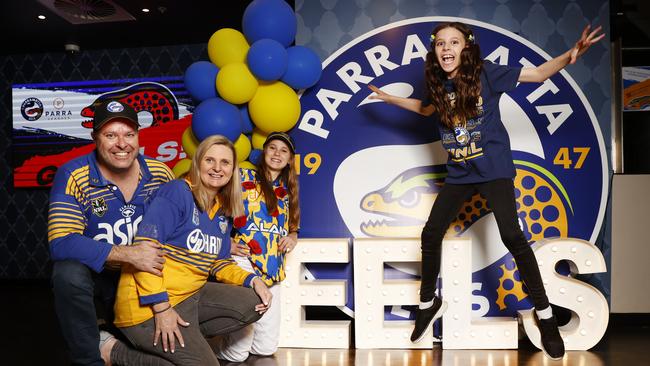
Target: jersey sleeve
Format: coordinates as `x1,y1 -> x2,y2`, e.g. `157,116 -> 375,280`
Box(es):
483,61 -> 522,93
209,258 -> 257,287
132,180 -> 187,305
48,166 -> 112,272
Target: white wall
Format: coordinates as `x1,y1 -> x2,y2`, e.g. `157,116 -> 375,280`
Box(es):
611,174 -> 650,312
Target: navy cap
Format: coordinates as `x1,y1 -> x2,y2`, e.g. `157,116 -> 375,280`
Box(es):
264,131 -> 295,154
93,100 -> 139,131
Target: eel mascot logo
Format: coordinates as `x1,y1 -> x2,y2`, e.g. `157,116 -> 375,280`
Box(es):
292,17 -> 608,319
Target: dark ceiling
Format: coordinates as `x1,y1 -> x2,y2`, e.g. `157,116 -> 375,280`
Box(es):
0,0 -> 648,56
0,0 -> 268,55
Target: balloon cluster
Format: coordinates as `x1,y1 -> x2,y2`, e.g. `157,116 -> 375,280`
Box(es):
174,0 -> 321,177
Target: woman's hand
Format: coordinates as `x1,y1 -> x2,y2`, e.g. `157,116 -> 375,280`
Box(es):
231,238 -> 250,257
152,302 -> 190,353
251,277 -> 273,314
569,25 -> 605,64
278,232 -> 298,253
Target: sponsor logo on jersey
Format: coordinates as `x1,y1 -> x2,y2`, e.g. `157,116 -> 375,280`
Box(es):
120,204 -> 136,219
186,228 -> 222,255
245,222 -> 288,236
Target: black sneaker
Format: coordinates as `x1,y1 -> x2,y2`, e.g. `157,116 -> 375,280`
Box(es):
410,297 -> 447,343
535,314 -> 565,360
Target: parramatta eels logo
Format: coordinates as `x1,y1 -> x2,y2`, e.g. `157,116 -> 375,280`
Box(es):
292,17 -> 608,318
21,97 -> 44,121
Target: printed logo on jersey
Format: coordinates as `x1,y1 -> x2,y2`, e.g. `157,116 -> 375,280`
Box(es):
21,97 -> 44,121
91,198 -> 108,217
192,206 -> 200,226
245,222 -> 288,236
120,204 -> 136,219
186,228 -> 222,255
219,219 -> 228,234
292,17 -> 608,317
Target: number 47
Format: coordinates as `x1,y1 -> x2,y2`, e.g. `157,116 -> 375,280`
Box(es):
553,147 -> 590,169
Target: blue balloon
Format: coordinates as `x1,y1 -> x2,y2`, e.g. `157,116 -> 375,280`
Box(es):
239,105 -> 254,134
191,98 -> 242,142
247,39 -> 288,81
243,0 -> 297,47
249,149 -> 263,165
282,46 -> 322,90
184,61 -> 219,102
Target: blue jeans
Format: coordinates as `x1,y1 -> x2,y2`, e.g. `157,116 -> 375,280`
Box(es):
51,260 -> 119,366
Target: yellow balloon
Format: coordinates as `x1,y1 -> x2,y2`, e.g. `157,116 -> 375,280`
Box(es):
172,158 -> 192,178
249,81 -> 301,133
233,134 -> 252,162
251,127 -> 269,150
207,28 -> 249,67
181,127 -> 200,158
216,63 -> 258,105
239,161 -> 256,170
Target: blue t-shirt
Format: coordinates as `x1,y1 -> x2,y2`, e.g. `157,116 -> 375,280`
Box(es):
431,61 -> 521,184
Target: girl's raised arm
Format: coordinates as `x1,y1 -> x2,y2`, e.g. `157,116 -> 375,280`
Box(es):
519,25 -> 604,83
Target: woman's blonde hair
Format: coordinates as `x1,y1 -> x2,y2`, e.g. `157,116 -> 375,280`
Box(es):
187,135 -> 244,218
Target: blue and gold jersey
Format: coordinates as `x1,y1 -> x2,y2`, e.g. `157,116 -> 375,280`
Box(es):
114,179 -> 257,327
47,152 -> 174,272
236,168 -> 290,285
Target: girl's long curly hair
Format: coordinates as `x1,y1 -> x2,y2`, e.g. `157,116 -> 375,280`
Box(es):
425,22 -> 483,129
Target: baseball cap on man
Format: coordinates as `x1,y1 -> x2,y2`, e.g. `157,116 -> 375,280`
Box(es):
93,100 -> 140,131
263,131 -> 296,154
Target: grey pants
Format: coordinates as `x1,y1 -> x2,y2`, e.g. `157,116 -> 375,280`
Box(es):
116,282 -> 263,366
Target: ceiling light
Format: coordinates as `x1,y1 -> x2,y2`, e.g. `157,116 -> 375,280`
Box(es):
38,15 -> 46,20
142,8 -> 150,13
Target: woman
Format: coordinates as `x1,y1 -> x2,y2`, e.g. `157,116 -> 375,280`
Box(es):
216,131 -> 300,362
109,135 -> 273,365
368,22 -> 603,360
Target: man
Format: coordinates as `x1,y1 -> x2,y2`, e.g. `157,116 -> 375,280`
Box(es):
48,99 -> 174,365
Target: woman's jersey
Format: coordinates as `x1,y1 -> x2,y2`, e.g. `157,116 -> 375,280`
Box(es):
114,179 -> 257,327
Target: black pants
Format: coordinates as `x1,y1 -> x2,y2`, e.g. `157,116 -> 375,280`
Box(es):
419,178 -> 550,310
52,260 -> 172,366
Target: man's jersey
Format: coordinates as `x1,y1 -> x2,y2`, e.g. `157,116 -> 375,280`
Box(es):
48,152 -> 174,272
114,179 -> 257,327
235,168 -> 290,285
